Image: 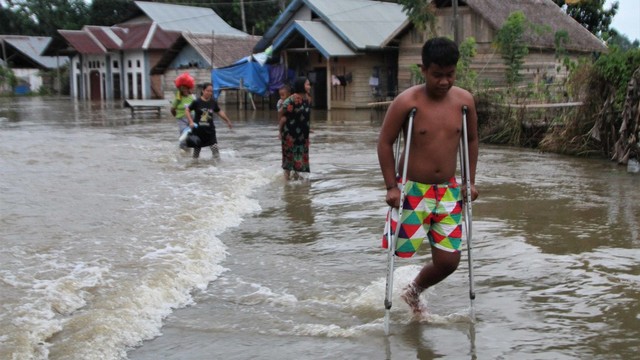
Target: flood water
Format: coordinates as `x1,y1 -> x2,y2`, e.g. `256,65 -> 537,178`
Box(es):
1,97 -> 639,360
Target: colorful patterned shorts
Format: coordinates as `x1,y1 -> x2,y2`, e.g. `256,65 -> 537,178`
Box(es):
383,177 -> 463,257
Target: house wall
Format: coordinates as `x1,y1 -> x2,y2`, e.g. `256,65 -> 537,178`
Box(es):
161,45 -> 216,100
109,53 -> 123,100
328,54 -> 395,109
148,51 -> 166,99
122,50 -> 145,99
66,48 -> 194,101
162,67 -> 212,100
69,52 -> 122,101
69,54 -> 107,100
290,50 -> 395,109
69,56 -> 80,98
397,29 -> 424,92
397,7 -> 582,91
12,69 -> 43,92
169,46 -> 208,69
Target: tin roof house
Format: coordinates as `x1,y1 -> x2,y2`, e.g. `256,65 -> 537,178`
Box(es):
253,0 -> 409,109
0,35 -> 66,95
43,1 -> 256,101
255,0 -> 608,109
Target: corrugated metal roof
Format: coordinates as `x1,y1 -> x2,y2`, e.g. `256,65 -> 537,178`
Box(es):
86,26 -> 122,50
274,21 -> 356,57
254,0 -> 407,53
145,25 -> 181,50
58,30 -> 107,55
120,23 -> 152,50
132,1 -> 248,36
183,33 -> 261,68
0,36 -> 65,68
307,0 -> 407,49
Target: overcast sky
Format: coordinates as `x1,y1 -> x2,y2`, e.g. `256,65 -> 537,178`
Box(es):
605,0 -> 640,42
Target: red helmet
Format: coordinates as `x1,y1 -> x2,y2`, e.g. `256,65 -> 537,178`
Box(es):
174,72 -> 195,89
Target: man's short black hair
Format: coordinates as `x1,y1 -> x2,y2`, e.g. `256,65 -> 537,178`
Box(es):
422,37 -> 460,68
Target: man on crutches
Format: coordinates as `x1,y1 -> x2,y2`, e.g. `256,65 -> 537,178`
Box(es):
377,37 -> 478,326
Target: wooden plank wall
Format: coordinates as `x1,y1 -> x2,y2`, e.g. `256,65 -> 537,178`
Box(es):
162,67 -> 212,99
397,7 -> 580,92
330,54 -> 390,109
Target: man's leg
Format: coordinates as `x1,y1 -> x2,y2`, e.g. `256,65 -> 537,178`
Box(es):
414,247 -> 461,289
403,248 -> 460,315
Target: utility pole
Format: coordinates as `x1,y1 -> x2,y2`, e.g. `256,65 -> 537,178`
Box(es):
453,0 -> 460,44
240,0 -> 247,33
211,30 -> 216,71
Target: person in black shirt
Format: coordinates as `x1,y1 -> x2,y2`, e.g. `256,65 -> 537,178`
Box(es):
185,83 -> 233,159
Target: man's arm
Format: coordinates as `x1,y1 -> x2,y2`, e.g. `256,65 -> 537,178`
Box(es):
377,95 -> 411,207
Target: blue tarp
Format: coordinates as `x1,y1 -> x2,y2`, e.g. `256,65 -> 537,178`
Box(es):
211,58 -> 269,98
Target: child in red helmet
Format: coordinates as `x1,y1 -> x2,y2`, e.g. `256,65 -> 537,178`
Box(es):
171,72 -> 196,151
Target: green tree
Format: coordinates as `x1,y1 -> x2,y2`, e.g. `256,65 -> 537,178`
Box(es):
0,64 -> 17,90
593,45 -> 640,109
494,11 -> 529,86
552,0 -> 618,37
89,0 -> 132,26
7,0 -> 90,36
456,36 -> 478,90
0,3 -> 39,35
396,0 -> 435,31
605,29 -> 640,51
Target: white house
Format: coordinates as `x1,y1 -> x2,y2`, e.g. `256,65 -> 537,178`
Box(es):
43,1 -> 253,101
0,35 -> 66,94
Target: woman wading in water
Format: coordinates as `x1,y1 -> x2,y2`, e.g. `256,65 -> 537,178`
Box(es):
278,77 -> 312,180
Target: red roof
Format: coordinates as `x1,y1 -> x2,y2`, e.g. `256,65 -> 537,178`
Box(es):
147,27 -> 180,50
120,23 -> 151,49
59,30 -> 106,55
86,26 -> 121,50
58,23 -> 178,54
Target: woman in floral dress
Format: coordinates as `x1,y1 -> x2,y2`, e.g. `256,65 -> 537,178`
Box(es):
278,77 -> 311,180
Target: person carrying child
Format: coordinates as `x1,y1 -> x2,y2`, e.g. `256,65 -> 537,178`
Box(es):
184,82 -> 233,159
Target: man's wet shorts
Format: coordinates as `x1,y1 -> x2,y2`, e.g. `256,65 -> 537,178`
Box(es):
382,177 -> 463,257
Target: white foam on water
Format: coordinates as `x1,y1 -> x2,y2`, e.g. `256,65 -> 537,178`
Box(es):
290,322 -> 379,338
0,126 -> 281,359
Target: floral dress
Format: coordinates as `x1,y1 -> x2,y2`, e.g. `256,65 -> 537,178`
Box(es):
280,94 -> 311,172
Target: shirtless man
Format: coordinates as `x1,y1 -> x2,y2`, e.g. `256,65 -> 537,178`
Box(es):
377,37 -> 479,315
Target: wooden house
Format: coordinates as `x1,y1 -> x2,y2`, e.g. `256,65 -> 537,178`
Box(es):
256,0 -> 607,109
396,0 -> 608,90
153,32 -> 261,100
253,0 -> 409,109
